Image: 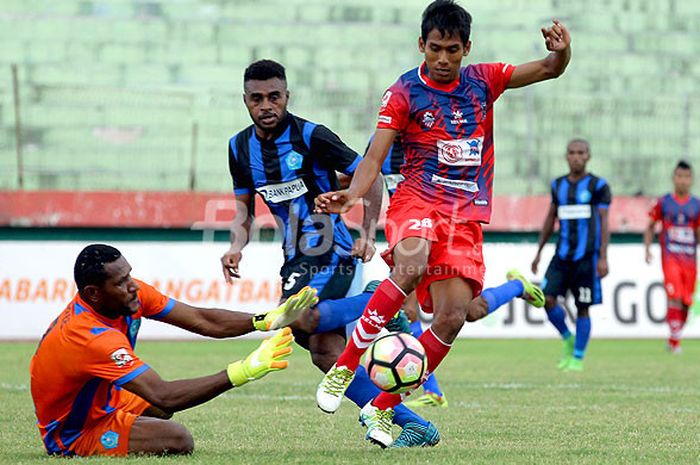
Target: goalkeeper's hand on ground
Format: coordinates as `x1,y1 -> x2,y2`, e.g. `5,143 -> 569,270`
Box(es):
226,327 -> 294,387
252,286 -> 319,331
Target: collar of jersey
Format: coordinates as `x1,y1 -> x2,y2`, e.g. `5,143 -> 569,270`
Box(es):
74,294 -> 120,327
418,62 -> 460,93
672,193 -> 691,204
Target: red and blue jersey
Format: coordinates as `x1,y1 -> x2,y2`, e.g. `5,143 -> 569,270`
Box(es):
649,193 -> 700,264
376,61 -> 515,222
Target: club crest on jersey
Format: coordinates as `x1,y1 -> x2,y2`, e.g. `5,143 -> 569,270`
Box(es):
129,319 -> 141,340
420,111 -> 435,129
437,137 -> 483,166
578,190 -> 592,203
450,109 -> 467,125
286,151 -> 303,170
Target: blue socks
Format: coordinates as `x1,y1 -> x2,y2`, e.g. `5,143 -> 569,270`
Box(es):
315,292 -> 371,333
410,321 -> 443,397
546,304 -> 572,339
574,316 -> 591,360
481,280 -> 525,314
346,366 -> 428,427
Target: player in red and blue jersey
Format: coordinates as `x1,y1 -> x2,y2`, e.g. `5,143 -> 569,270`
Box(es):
223,60 -> 440,447
31,244 -> 315,456
314,0 -> 570,447
644,161 -> 700,353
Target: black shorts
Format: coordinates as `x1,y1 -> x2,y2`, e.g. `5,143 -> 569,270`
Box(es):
280,251 -> 357,349
542,254 -> 602,307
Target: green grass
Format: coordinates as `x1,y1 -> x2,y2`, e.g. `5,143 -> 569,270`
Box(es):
2,339 -> 699,464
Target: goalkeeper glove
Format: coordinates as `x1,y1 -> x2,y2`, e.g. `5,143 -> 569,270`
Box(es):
252,286 -> 319,331
226,327 -> 294,387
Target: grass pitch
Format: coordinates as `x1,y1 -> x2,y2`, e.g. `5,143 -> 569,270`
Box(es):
1,339 -> 698,465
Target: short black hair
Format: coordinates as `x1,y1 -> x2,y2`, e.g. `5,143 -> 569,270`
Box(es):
244,59 -> 286,83
676,160 -> 692,171
567,138 -> 591,154
421,0 -> 472,45
74,244 -> 122,291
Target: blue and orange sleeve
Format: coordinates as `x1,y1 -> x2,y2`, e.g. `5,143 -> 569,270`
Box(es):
84,330 -> 150,386
134,279 -> 176,320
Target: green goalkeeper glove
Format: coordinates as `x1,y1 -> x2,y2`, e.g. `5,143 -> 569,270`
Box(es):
226,327 -> 294,387
252,286 -> 319,331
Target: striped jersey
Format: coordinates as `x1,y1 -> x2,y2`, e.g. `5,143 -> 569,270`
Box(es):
551,173 -> 612,261
649,193 -> 700,264
229,113 -> 361,260
377,61 -> 515,222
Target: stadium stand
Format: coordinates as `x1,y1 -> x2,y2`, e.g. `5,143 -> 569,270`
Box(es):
0,0 -> 698,193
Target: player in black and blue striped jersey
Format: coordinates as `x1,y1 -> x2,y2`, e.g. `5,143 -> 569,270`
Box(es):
222,60 -> 438,446
531,139 -> 612,372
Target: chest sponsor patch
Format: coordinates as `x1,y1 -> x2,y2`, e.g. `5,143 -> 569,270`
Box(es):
667,226 -> 694,244
558,204 -> 592,220
257,178 -> 308,204
431,174 -> 479,192
437,137 -> 483,166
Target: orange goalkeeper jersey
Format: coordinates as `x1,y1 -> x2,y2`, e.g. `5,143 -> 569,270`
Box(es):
30,279 -> 175,455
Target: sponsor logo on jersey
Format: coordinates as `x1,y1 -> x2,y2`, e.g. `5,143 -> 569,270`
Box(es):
384,173 -> 405,192
431,174 -> 479,192
378,115 -> 392,125
450,109 -> 467,125
437,137 -> 483,166
380,90 -> 392,108
257,178 -> 308,204
667,242 -> 695,255
557,204 -> 592,220
668,226 -> 694,244
110,348 -> 134,368
286,151 -> 303,170
473,199 -> 489,206
420,111 -> 435,129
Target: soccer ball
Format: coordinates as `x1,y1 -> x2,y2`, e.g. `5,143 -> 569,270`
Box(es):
363,332 -> 427,393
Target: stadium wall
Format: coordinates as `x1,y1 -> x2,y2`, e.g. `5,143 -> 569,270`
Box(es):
1,241 -> 697,341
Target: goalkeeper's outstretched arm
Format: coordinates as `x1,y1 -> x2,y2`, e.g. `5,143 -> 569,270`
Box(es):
122,328 -> 294,414
160,286 -> 318,338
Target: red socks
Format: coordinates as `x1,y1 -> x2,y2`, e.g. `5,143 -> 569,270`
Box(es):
667,305 -> 688,348
336,278 -> 406,371
373,328 -> 452,410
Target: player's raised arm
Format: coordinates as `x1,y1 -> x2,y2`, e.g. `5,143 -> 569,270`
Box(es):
531,203 -> 558,274
221,192 -> 255,283
507,20 -> 571,89
315,128 -> 397,214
